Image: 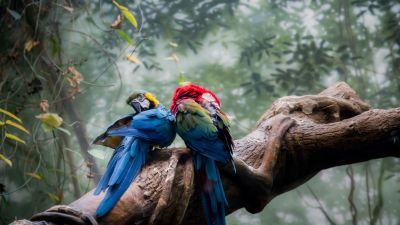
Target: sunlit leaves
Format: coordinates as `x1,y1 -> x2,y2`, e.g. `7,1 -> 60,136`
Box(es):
178,74 -> 190,86
36,113 -> 63,130
67,66 -> 83,97
0,108 -> 22,123
166,53 -> 179,63
5,133 -> 26,144
110,1 -> 139,45
24,40 -> 40,52
112,0 -> 138,29
117,30 -> 134,45
5,120 -> 29,134
36,100 -> 71,135
127,54 -> 141,64
25,172 -> 43,180
47,192 -> 63,203
0,108 -> 29,145
0,154 -> 12,167
111,14 -> 124,29
169,42 -> 178,48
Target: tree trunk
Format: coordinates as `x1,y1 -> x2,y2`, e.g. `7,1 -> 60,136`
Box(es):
12,82 -> 400,225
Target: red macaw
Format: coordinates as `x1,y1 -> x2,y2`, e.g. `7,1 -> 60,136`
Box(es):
170,84 -> 234,225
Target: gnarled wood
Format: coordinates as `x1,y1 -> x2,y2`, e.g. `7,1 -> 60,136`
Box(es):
12,82 -> 400,225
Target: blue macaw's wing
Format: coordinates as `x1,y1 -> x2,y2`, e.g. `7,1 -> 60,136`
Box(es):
107,105 -> 176,147
94,137 -> 133,195
93,114 -> 134,149
175,99 -> 231,163
95,137 -> 150,217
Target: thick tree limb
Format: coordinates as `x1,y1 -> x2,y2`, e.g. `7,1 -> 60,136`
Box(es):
11,82 -> 400,225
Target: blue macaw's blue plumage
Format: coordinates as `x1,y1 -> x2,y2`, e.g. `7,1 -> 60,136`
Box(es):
93,104 -> 175,217
174,98 -> 234,225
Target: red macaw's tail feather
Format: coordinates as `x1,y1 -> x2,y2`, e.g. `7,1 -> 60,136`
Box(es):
195,154 -> 227,225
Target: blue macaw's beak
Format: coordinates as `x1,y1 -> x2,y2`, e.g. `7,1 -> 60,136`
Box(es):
129,101 -> 142,113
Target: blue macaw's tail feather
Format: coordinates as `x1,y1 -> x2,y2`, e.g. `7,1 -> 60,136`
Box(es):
94,139 -> 131,195
195,154 -> 227,225
95,139 -> 150,217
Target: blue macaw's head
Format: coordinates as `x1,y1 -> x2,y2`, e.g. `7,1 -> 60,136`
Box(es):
126,91 -> 159,113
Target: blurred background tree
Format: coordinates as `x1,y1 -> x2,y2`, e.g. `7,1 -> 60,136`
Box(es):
0,0 -> 399,224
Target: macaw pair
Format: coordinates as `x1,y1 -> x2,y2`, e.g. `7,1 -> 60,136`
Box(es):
93,84 -> 234,225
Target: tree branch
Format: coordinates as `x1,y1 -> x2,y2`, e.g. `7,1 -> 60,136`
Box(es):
11,82 -> 400,225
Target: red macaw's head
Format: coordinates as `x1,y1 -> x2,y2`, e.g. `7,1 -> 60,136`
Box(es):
170,84 -> 221,113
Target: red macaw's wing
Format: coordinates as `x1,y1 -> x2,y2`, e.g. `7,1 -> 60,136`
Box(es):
199,96 -> 234,157
176,99 -> 232,163
93,114 -> 134,149
214,108 -> 234,155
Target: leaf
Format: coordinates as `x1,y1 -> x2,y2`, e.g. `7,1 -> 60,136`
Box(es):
36,113 -> 63,129
0,154 -> 12,167
112,0 -> 138,29
66,67 -> 83,97
6,8 -> 21,20
178,74 -> 190,86
88,149 -> 106,160
165,53 -> 179,62
61,5 -> 74,13
25,172 -> 43,180
5,120 -> 29,134
111,14 -> 124,29
57,127 -> 71,136
116,29 -> 134,45
169,42 -> 178,48
384,174 -> 395,180
24,39 -> 40,52
5,133 -> 26,144
127,54 -> 141,64
67,67 -> 83,86
39,100 -> 49,113
0,108 -> 22,123
47,192 -> 61,203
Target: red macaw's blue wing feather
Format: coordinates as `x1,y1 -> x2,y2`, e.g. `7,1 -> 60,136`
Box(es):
175,99 -> 233,225
94,104 -> 175,217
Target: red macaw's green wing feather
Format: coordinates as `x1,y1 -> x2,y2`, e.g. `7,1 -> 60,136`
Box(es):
214,109 -> 234,155
93,114 -> 134,149
176,99 -> 231,163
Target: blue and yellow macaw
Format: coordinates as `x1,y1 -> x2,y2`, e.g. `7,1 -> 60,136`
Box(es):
170,84 -> 234,225
93,91 -> 176,217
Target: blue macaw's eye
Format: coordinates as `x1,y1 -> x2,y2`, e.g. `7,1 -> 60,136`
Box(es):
137,95 -> 145,101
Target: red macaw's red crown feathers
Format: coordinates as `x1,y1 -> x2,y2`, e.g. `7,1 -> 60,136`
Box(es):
170,84 -> 220,112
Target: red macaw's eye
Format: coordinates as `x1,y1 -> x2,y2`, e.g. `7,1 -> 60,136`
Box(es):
178,104 -> 186,112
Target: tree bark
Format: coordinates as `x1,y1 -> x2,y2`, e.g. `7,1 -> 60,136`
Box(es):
12,82 -> 400,225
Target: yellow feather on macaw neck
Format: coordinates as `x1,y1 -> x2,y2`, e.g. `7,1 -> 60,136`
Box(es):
144,92 -> 159,107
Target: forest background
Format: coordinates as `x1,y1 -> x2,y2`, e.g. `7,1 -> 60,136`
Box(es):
0,0 -> 399,224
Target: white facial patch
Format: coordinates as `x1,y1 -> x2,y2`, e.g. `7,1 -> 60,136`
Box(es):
202,93 -> 219,108
202,93 -> 216,102
140,99 -> 151,109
